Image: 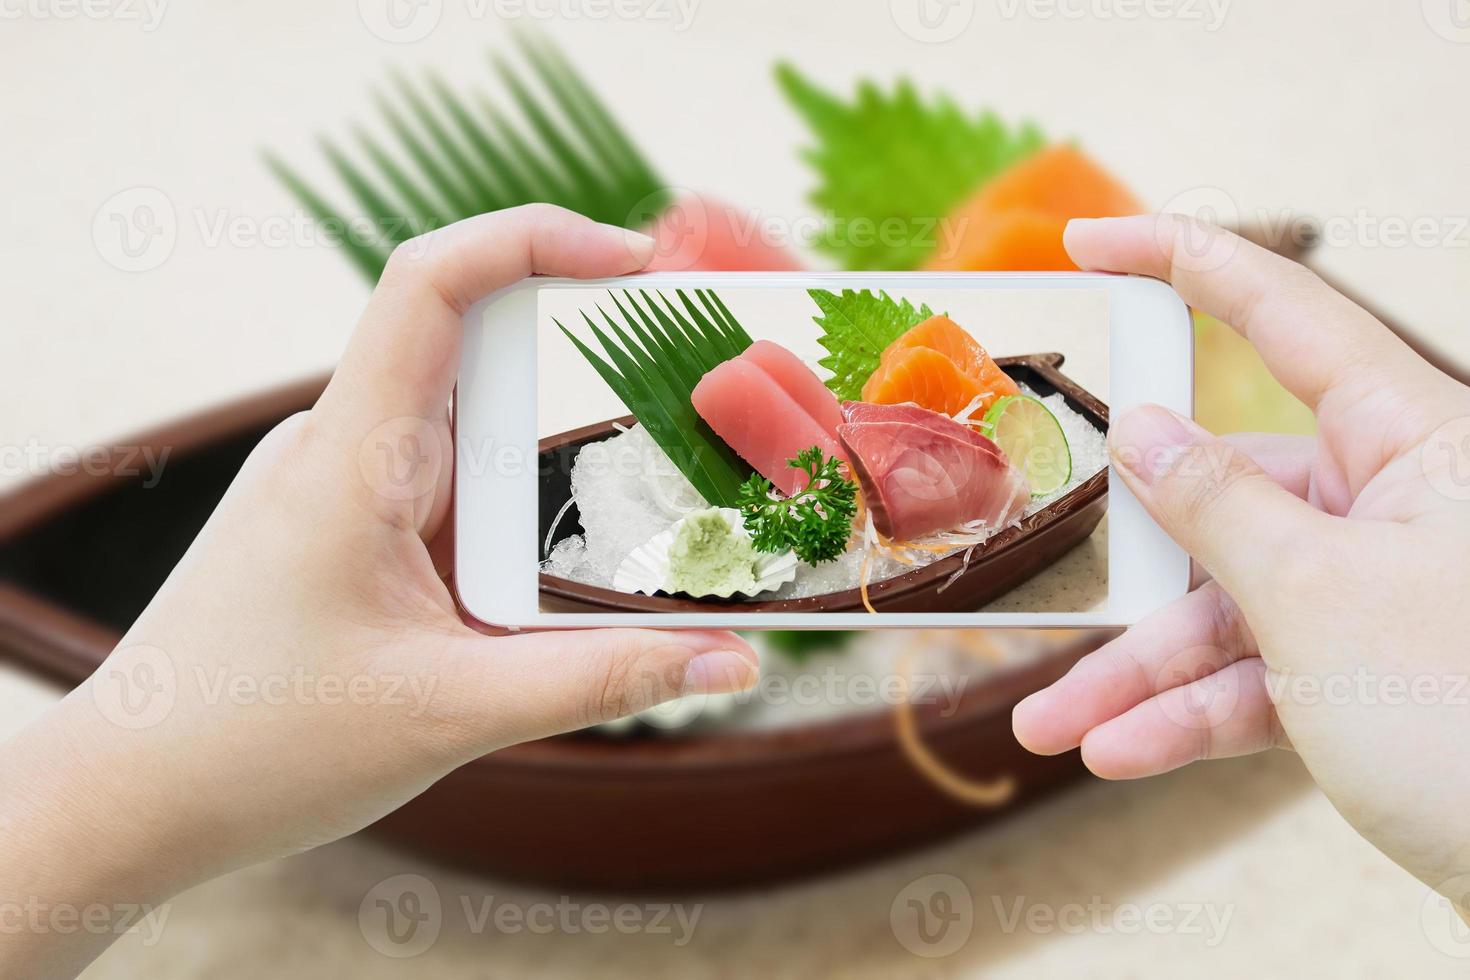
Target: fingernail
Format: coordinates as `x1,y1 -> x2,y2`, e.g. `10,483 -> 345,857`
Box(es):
682,649 -> 758,696
1110,405 -> 1197,485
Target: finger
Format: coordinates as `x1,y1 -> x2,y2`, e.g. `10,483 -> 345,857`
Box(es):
440,629 -> 759,748
320,204 -> 655,425
1013,581 -> 1254,755
1064,214 -> 1429,410
1109,403 -> 1335,605
1221,432 -> 1315,500
1080,657 -> 1288,779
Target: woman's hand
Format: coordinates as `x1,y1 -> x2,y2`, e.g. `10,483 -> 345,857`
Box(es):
1013,215 -> 1470,896
0,205 -> 758,977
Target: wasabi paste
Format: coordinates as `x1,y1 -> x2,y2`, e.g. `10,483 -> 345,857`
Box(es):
668,508 -> 757,596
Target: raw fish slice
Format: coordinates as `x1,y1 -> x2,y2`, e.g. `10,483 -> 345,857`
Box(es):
838,418 -> 1029,541
880,315 -> 1015,397
739,340 -> 844,436
861,346 -> 986,417
864,315 -> 1020,416
840,401 -> 1008,462
692,358 -> 846,496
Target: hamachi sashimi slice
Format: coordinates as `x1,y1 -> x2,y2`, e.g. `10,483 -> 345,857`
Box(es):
692,358 -> 846,496
841,401 -> 1008,461
837,405 -> 1029,541
740,340 -> 844,435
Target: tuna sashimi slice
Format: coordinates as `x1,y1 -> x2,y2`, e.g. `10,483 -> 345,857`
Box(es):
693,358 -> 846,496
837,408 -> 1029,541
740,341 -> 844,436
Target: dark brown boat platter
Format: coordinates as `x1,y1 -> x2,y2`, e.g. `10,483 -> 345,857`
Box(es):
539,352 -> 1109,615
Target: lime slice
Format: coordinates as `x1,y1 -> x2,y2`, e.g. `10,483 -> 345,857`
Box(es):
983,395 -> 1071,496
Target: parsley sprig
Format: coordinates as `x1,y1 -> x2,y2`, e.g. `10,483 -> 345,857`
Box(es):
737,447 -> 858,565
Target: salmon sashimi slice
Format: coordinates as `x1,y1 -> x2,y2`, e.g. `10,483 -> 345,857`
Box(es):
739,340 -> 844,435
865,315 -> 1020,417
837,404 -> 1029,541
880,315 -> 990,380
692,357 -> 846,497
861,346 -> 987,418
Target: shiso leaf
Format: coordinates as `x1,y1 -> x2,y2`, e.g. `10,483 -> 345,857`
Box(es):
265,30 -> 672,281
556,289 -> 753,508
809,288 -> 936,401
775,63 -> 1046,271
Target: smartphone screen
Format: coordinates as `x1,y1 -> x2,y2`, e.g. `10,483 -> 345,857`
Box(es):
533,284 -> 1110,617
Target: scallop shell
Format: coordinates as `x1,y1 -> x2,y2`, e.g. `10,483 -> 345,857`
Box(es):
613,507 -> 797,599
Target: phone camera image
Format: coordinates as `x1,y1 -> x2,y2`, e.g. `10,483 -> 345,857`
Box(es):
534,284 -> 1110,617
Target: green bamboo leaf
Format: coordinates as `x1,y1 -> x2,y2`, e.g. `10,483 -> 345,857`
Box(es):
656,289 -> 717,357
319,137 -> 413,248
352,127 -> 446,237
492,54 -> 612,222
518,30 -> 665,209
609,293 -> 701,392
674,289 -> 738,359
646,293 -> 732,370
261,151 -> 389,280
705,290 -> 755,347
427,75 -> 536,204
391,70 -> 504,215
374,89 -> 480,220
556,288 -> 754,506
583,316 -> 742,503
478,94 -> 577,209
265,33 -> 673,282
515,31 -> 647,206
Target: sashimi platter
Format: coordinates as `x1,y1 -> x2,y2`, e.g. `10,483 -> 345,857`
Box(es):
536,285 -> 1111,614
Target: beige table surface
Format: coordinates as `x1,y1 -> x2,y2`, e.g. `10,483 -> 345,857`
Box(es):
4,0 -> 1469,975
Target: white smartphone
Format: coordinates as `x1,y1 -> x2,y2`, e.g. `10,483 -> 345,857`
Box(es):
455,272 -> 1191,630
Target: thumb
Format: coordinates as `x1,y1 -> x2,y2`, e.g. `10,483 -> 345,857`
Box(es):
439,629 -> 759,749
1109,405 -> 1331,606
